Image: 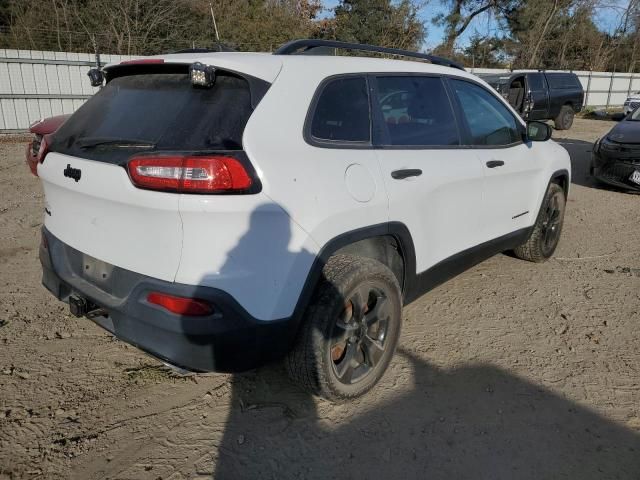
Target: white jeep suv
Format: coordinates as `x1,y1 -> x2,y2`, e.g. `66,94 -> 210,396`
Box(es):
34,40 -> 570,401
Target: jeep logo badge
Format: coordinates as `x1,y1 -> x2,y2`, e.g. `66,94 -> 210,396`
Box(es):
64,164 -> 81,182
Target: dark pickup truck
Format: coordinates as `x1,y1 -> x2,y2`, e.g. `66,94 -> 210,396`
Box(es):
479,71 -> 584,130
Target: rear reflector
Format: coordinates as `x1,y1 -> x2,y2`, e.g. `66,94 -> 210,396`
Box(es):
147,292 -> 213,316
128,155 -> 252,193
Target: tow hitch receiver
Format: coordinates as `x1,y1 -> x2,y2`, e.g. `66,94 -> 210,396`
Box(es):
69,295 -> 90,317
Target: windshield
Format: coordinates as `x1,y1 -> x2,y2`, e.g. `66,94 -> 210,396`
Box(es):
50,71 -> 257,164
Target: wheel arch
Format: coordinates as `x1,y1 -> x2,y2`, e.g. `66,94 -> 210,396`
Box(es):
289,222 -> 417,330
550,168 -> 570,198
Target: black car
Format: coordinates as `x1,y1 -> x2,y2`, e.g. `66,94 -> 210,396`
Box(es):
592,111 -> 640,192
480,71 -> 584,130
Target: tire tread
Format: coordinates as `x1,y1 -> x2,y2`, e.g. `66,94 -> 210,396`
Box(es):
286,254 -> 401,402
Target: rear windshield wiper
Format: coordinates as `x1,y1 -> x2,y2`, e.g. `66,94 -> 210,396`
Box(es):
76,137 -> 156,149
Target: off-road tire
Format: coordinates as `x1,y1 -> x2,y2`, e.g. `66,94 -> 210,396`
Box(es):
554,105 -> 575,130
513,183 -> 566,262
286,254 -> 402,402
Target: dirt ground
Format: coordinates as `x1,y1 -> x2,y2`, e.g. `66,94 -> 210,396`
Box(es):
1,118 -> 639,480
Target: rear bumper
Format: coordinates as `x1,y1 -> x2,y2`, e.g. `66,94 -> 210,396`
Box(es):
40,228 -> 297,372
591,151 -> 640,192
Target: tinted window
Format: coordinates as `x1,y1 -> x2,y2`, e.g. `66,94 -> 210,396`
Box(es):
451,79 -> 521,146
546,73 -> 581,89
310,77 -> 370,143
528,73 -> 546,90
375,76 -> 459,146
51,72 -> 255,163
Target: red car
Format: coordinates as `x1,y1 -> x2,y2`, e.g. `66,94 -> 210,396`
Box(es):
25,114 -> 70,176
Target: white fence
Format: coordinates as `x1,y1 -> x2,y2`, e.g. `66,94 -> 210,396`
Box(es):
470,67 -> 640,110
0,49 -> 133,133
1,48 -> 639,132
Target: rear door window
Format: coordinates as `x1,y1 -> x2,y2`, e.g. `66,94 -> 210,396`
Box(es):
51,71 -> 256,163
373,76 -> 460,146
309,76 -> 371,144
527,73 -> 546,90
546,73 -> 581,89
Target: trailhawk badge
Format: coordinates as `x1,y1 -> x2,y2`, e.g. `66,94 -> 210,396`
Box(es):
64,164 -> 81,182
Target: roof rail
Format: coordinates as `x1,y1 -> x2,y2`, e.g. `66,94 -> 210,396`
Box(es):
273,39 -> 465,71
172,44 -> 236,54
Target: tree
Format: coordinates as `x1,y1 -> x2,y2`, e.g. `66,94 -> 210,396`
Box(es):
433,0 -> 505,56
463,34 -> 506,67
328,0 -> 426,50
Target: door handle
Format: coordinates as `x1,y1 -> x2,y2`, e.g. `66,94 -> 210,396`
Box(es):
391,169 -> 422,179
486,160 -> 505,168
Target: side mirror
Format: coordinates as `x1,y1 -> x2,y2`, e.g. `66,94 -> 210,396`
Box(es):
526,121 -> 552,142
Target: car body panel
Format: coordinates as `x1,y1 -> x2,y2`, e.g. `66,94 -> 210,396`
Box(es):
38,152 -> 184,282
35,51 -> 572,372
592,117 -> 640,191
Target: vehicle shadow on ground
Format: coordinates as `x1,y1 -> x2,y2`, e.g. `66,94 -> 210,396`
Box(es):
213,350 -> 640,479
556,138 -> 638,193
198,207 -> 640,480
555,138 -> 599,189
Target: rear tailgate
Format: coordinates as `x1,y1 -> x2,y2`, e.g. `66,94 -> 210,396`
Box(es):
39,152 -> 182,281
39,64 -> 267,283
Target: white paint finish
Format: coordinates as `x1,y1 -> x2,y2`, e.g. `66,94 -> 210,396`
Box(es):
176,194 -> 319,320
39,153 -> 183,282
147,52 -> 283,83
31,51 -> 573,323
376,148 -> 486,271
475,144 -> 545,239
243,58 -> 391,257
344,163 -> 376,202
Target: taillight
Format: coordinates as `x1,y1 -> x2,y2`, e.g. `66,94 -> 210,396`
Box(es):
25,134 -> 49,177
147,292 -> 213,316
127,155 -> 253,193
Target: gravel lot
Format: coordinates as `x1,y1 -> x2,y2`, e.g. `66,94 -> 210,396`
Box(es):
1,118 -> 639,479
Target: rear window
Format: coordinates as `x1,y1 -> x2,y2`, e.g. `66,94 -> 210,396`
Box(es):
546,73 -> 581,90
51,71 -> 256,163
309,76 -> 371,144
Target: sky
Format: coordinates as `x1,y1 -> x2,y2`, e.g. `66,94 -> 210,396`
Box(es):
320,0 -> 631,51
